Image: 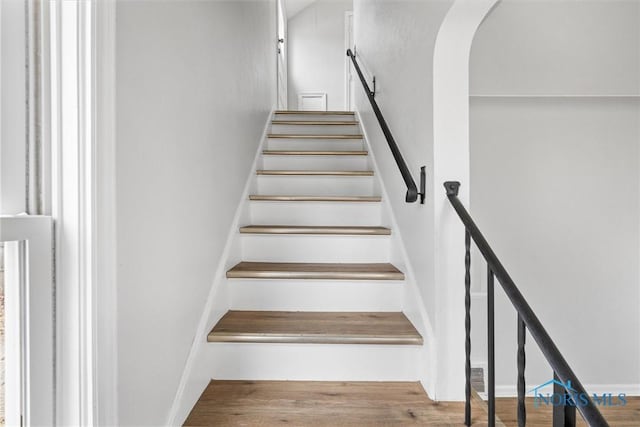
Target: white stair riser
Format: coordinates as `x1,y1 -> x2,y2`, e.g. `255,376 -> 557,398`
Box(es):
249,201 -> 382,226
230,280 -> 404,311
240,235 -> 390,263
271,124 -> 361,135
273,113 -> 356,122
266,139 -> 365,151
204,343 -> 420,381
261,155 -> 369,171
256,176 -> 375,196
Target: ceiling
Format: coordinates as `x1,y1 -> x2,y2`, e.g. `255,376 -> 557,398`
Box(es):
284,0 -> 317,19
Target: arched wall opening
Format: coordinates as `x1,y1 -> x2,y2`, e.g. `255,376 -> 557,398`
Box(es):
432,0 -> 500,400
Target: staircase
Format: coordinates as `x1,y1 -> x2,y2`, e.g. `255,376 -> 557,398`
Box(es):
184,111 -> 428,424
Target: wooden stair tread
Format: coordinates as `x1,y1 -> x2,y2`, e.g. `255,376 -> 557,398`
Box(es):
207,311 -> 423,345
185,380 -> 486,426
275,110 -> 355,115
226,261 -> 404,280
257,170 -> 373,176
239,225 -> 391,235
268,134 -> 363,139
272,120 -> 359,125
262,150 -> 368,156
249,195 -> 381,202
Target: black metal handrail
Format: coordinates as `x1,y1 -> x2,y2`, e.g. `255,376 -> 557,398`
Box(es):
347,48 -> 425,204
444,181 -> 608,427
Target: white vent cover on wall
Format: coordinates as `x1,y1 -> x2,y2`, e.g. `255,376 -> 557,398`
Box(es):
298,92 -> 327,111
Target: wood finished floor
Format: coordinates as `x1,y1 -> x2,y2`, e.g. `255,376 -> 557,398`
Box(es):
184,380 -> 493,426
494,396 -> 640,426
184,380 -> 640,426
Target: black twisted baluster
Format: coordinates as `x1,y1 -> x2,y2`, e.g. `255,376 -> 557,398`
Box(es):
465,229 -> 471,426
488,267 -> 495,427
517,314 -> 526,427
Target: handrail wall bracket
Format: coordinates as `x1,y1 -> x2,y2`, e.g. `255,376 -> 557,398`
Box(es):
419,166 -> 426,204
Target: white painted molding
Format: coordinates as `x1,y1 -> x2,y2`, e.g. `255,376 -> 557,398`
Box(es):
49,0 -> 101,424
93,0 -> 118,425
0,216 -> 54,426
344,11 -> 354,111
432,0 -> 500,401
355,110 -> 438,397
167,112 -> 274,426
276,0 -> 288,110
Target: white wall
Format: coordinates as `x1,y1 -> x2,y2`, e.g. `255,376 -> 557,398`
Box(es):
353,0 -> 454,398
0,0 -> 27,215
115,1 -> 275,425
287,0 -> 352,110
471,0 -> 640,96
432,0 -> 500,400
470,0 -> 640,394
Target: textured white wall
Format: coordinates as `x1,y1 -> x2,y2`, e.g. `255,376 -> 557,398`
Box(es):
471,0 -> 640,96
470,0 -> 640,394
353,0 -> 452,343
115,1 -> 275,425
287,0 -> 353,110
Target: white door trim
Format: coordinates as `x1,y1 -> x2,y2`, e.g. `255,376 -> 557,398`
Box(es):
50,1 -> 92,424
48,0 -> 117,424
0,215 -> 54,426
276,0 -> 288,110
344,11 -> 354,111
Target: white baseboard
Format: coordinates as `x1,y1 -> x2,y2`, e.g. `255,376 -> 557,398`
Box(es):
166,112 -> 273,426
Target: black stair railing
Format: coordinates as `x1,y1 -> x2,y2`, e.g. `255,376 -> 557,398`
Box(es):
444,181 -> 608,427
347,48 -> 425,204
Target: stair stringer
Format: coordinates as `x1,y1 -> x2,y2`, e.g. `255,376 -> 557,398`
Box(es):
166,112 -> 273,427
355,110 -> 438,398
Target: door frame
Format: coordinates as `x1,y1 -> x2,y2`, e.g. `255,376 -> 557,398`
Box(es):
276,0 -> 288,110
344,11 -> 354,111
48,0 -> 117,424
3,0 -> 118,424
1,1 -> 54,425
0,216 -> 54,426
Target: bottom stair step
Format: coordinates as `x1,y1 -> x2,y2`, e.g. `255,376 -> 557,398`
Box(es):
183,380 -> 483,426
207,311 -> 423,345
